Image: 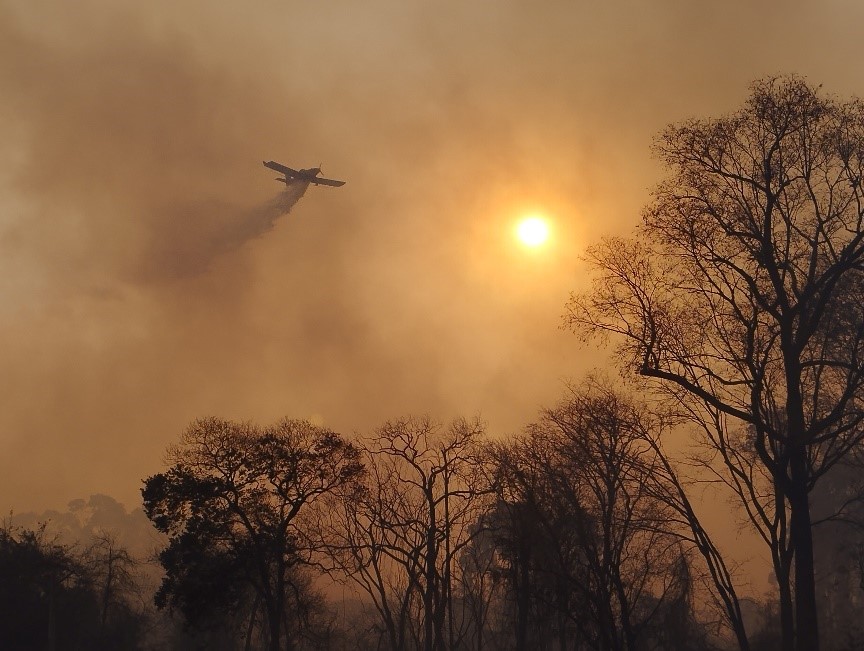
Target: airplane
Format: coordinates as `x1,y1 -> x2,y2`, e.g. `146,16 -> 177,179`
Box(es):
262,160 -> 346,187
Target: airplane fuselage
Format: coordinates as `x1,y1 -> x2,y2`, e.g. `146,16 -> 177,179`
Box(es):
263,160 -> 345,187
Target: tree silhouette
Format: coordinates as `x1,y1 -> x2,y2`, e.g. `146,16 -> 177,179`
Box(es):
567,76 -> 864,650
142,417 -> 363,651
323,416 -> 491,651
0,522 -> 146,650
490,382 -> 705,651
82,532 -> 142,648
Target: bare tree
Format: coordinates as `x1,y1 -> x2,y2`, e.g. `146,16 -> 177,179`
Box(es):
323,416 -> 492,651
636,420 -> 752,651
567,76 -> 864,650
81,532 -> 141,647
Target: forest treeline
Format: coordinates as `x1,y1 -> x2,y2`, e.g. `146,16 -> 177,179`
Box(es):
4,382 -> 863,651
5,75 -> 864,650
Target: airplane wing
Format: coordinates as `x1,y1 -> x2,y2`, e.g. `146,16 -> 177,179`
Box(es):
311,177 -> 346,187
263,160 -> 346,186
263,160 -> 299,177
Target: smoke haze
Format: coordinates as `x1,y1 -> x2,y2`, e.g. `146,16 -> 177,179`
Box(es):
1,0 -> 863,526
143,184 -> 309,280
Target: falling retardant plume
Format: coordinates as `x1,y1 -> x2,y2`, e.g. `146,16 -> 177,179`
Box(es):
142,182 -> 309,281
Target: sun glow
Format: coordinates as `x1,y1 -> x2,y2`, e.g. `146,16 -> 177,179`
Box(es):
516,216 -> 550,247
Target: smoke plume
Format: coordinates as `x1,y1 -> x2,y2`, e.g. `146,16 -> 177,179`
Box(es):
142,183 -> 309,281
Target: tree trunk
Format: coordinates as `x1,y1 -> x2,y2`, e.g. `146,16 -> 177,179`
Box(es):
769,476 -> 795,651
267,603 -> 282,651
267,574 -> 284,651
784,356 -> 819,651
776,554 -> 794,651
100,551 -> 114,644
515,543 -> 530,651
556,582 -> 568,651
425,490 -> 437,651
444,473 -> 453,651
789,447 -> 818,651
245,593 -> 261,651
47,579 -> 56,651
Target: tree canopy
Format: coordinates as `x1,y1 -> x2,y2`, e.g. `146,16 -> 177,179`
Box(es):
142,417 -> 364,651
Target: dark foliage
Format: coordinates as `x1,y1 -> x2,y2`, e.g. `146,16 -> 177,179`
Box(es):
143,416 -> 364,651
0,523 -> 145,651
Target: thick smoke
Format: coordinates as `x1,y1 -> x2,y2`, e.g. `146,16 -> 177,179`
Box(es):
2,0 -> 863,518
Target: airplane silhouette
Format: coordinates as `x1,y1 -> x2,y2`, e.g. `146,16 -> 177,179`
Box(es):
262,160 -> 346,187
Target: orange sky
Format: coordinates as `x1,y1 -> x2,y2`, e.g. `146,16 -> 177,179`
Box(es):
1,0 -> 863,526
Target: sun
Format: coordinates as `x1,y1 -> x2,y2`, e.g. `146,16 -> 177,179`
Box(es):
516,216 -> 550,247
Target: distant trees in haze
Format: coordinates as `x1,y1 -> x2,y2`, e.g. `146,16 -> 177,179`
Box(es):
485,381 -> 710,651
0,521 -> 147,650
810,457 -> 864,649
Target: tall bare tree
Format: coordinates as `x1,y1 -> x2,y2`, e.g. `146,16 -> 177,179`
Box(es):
566,76 -> 864,650
636,418 -> 752,651
81,532 -> 141,647
323,416 -> 491,651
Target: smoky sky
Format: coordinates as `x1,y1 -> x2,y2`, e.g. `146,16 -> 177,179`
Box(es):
1,0 -> 864,514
